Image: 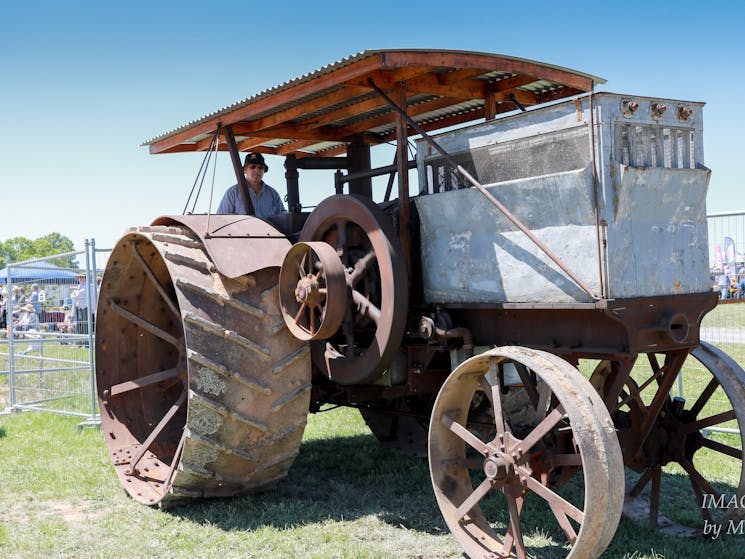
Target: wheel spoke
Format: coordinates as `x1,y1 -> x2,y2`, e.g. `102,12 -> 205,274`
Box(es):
334,219 -> 348,261
548,496 -> 579,545
701,437 -> 743,459
296,258 -> 306,280
131,244 -> 180,319
689,474 -> 713,523
128,386 -> 187,474
629,467 -> 654,498
523,473 -> 584,524
109,367 -> 181,397
679,457 -> 721,500
649,466 -> 661,528
347,249 -> 377,286
515,364 -> 540,408
485,360 -> 506,437
502,495 -> 526,557
505,492 -> 528,559
293,301 -> 307,325
109,299 -> 181,348
351,289 -> 381,324
162,430 -> 188,494
441,413 -> 489,455
681,410 -> 736,434
515,406 -> 565,457
454,477 -> 493,520
690,377 -> 720,417
648,353 -> 662,375
618,370 -> 663,411
535,381 -> 552,421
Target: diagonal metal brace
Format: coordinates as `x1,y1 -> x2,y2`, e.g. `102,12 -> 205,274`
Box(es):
367,78 -> 600,301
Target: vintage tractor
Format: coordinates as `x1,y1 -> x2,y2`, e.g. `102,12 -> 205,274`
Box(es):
95,50 -> 744,558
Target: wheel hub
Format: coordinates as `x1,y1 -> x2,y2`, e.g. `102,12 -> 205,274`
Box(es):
295,275 -> 323,308
643,398 -> 703,466
484,451 -> 513,481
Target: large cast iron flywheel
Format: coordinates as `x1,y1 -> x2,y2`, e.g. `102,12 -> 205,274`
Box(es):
280,195 -> 408,385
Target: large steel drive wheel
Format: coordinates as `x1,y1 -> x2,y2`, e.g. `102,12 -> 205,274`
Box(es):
96,226 -> 311,506
429,347 -> 624,559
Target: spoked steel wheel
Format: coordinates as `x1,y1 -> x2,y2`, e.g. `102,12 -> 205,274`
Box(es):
612,342 -> 745,534
96,226 -> 311,506
278,241 -> 348,341
429,347 -> 624,559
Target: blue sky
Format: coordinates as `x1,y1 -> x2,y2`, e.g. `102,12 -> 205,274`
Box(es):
2,0 -> 743,252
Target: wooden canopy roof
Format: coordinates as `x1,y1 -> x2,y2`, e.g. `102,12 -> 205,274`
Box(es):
145,49 -> 604,158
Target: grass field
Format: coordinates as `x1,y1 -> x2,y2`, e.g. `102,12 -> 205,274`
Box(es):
1,301 -> 744,558
703,301 -> 745,330
1,405 -> 744,559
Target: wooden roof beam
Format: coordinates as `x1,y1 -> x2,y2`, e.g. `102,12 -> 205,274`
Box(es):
232,123 -> 349,142
380,51 -> 596,92
149,54 -> 389,154
336,95 -> 471,140
230,84 -> 373,134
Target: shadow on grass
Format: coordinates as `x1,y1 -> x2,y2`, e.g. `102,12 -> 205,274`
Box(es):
171,432 -> 572,558
169,433 -> 745,559
172,433 -> 447,534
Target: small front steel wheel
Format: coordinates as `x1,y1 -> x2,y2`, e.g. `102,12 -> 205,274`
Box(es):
429,346 -> 624,559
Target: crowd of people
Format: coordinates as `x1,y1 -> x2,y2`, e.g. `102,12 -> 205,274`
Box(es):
0,274 -> 100,353
714,266 -> 745,300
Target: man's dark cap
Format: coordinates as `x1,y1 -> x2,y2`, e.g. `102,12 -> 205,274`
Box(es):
243,152 -> 268,171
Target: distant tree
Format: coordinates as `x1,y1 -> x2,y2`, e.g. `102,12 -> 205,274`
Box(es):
0,234 -> 77,268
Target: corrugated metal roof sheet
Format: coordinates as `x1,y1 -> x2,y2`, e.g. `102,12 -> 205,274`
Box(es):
145,49 -> 604,158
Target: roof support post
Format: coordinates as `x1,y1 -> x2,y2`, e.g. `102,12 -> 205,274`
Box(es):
346,139 -> 372,198
395,81 -> 411,280
223,125 -> 255,216
484,84 -> 497,120
284,154 -> 301,213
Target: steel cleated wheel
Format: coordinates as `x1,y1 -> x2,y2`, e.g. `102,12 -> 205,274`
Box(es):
429,346 -> 624,559
96,226 -> 311,506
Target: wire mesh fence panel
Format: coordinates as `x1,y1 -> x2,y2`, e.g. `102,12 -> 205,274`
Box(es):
704,211 -> 745,364
1,335 -> 94,417
1,241 -> 110,419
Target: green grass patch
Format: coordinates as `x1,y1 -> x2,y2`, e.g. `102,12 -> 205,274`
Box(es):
1,407 -> 744,558
703,301 -> 745,330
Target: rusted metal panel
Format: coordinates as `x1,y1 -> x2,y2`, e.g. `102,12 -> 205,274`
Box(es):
446,293 -> 717,354
416,167 -> 599,303
607,164 -> 711,297
415,92 -> 710,304
150,214 -> 290,277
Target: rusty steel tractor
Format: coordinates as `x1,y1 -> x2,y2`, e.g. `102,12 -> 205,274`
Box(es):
95,50 -> 744,558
